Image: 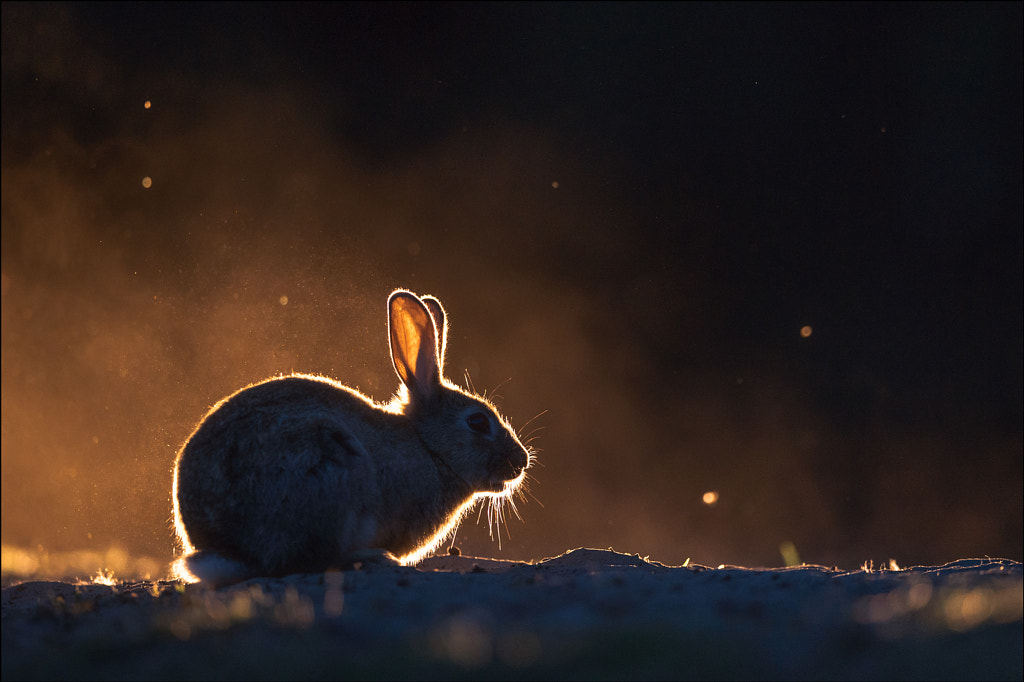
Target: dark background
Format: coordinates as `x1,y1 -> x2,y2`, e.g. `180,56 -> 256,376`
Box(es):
2,2 -> 1021,572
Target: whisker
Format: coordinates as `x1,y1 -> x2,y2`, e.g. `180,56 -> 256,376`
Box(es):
519,409 -> 548,433
517,475 -> 544,508
484,377 -> 513,405
447,524 -> 461,552
504,492 -> 523,523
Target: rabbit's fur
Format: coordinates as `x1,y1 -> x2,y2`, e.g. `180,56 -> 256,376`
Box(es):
172,290 -> 532,585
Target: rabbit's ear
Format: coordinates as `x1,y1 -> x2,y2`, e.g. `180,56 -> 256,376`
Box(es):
420,296 -> 447,373
389,291 -> 440,399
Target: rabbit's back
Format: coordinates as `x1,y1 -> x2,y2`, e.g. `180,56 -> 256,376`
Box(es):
174,375 -> 391,576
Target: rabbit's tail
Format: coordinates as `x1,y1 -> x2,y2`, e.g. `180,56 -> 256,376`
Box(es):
172,551 -> 251,587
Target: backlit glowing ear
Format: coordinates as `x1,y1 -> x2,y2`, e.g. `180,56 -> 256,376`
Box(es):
388,291 -> 440,398
420,295 -> 448,372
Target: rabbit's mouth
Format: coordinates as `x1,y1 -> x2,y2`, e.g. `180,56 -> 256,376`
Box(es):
478,446 -> 528,493
484,478 -> 510,493
486,465 -> 526,493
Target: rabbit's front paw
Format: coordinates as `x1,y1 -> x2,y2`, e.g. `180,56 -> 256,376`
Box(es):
348,548 -> 402,568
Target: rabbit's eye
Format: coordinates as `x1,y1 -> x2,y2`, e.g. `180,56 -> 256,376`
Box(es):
466,412 -> 491,434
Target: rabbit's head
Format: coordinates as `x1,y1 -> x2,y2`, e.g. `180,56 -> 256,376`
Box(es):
388,291 -> 531,495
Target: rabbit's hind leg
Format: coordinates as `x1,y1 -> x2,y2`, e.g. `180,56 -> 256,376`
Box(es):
174,551 -> 252,587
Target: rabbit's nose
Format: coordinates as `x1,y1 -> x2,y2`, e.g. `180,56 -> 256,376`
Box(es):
510,447 -> 529,473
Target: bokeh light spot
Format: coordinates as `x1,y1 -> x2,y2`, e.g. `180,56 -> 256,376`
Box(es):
141,176 -> 152,188
144,100 -> 151,109
800,325 -> 812,338
780,540 -> 801,566
279,295 -> 288,306
702,491 -> 719,506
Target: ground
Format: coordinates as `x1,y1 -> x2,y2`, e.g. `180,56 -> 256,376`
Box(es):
2,549 -> 1021,680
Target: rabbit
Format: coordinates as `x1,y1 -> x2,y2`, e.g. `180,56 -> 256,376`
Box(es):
171,289 -> 533,586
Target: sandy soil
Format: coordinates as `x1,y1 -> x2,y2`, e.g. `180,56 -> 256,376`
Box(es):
2,548 -> 1021,680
